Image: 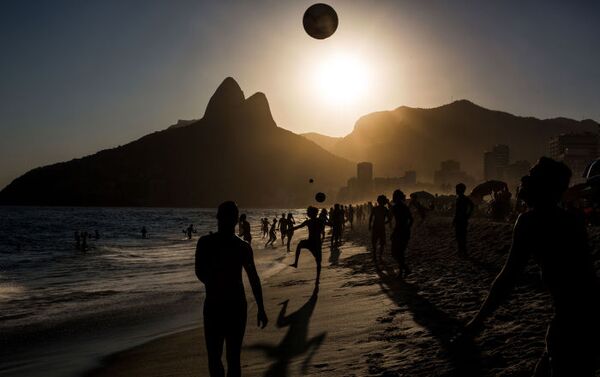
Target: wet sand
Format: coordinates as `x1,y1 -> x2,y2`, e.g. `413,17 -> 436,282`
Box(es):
87,217 -> 600,376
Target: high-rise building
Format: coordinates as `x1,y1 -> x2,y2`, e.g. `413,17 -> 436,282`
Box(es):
504,160 -> 531,190
493,144 -> 510,167
434,160 -> 474,190
548,133 -> 599,183
357,162 -> 373,182
338,162 -> 417,201
403,171 -> 417,185
483,144 -> 510,180
483,151 -> 495,180
356,161 -> 373,195
440,160 -> 460,172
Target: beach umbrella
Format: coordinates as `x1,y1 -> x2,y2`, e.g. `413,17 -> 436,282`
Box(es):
409,191 -> 435,202
470,180 -> 508,198
563,183 -> 591,202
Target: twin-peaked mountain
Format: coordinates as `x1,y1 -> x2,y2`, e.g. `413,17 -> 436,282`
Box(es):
304,100 -> 599,180
0,78 -> 353,207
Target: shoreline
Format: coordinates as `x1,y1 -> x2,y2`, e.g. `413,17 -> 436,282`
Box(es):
79,228 -> 311,377
84,229 -> 378,377
85,242 -> 376,377
84,218 -> 600,376
0,222 -> 310,377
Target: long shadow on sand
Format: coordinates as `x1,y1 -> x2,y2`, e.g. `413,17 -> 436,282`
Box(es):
463,253 -> 501,275
248,287 -> 326,377
329,245 -> 341,266
342,251 -> 482,376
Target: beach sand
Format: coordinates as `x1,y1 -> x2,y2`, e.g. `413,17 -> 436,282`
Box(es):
87,217 -> 600,376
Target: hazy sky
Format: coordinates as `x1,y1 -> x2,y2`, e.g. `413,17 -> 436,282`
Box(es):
1,0 -> 599,189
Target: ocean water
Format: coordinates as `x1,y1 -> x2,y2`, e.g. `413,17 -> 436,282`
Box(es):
0,206 -> 305,377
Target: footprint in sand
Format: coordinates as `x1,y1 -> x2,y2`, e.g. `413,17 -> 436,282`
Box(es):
376,316 -> 394,323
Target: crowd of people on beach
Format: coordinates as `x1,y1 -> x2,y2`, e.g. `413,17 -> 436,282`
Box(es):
194,157 -> 600,377
72,160 -> 598,376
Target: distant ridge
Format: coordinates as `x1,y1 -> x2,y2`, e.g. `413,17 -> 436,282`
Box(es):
0,78 -> 353,207
168,119 -> 198,129
301,132 -> 342,151
305,100 -> 599,180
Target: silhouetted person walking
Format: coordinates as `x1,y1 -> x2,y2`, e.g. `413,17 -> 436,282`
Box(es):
265,218 -> 277,247
453,183 -> 474,256
390,190 -> 414,278
195,201 -> 268,377
318,209 -> 328,242
141,226 -> 147,239
369,195 -> 390,261
285,213 -> 295,252
289,206 -> 325,286
463,158 -> 600,377
278,213 -> 288,246
261,218 -> 269,239
238,214 -> 252,245
331,204 -> 344,248
348,204 -> 355,229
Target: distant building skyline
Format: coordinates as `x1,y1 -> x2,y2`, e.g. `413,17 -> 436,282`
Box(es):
548,132 -> 599,184
504,160 -> 531,190
356,162 -> 373,184
339,162 -> 417,201
484,145 -> 510,181
483,144 -> 531,190
434,160 -> 474,191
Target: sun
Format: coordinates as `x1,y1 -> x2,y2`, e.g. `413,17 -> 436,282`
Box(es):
313,53 -> 369,105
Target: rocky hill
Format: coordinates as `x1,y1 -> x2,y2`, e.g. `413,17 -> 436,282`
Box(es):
0,78 -> 354,207
304,100 -> 598,180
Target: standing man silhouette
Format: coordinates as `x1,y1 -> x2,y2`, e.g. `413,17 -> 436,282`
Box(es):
348,204 -> 355,229
369,195 -> 391,261
453,183 -> 474,256
285,213 -> 296,252
390,190 -> 414,278
319,208 -> 329,242
195,201 -> 268,377
278,213 -> 288,246
463,158 -> 599,376
331,204 -> 344,248
238,213 -> 252,245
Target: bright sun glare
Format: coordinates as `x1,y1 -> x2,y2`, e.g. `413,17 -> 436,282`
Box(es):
313,53 -> 369,105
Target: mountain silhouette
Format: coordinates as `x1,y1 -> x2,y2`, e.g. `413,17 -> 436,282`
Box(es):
304,100 -> 599,180
301,132 -> 341,152
0,78 -> 353,207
